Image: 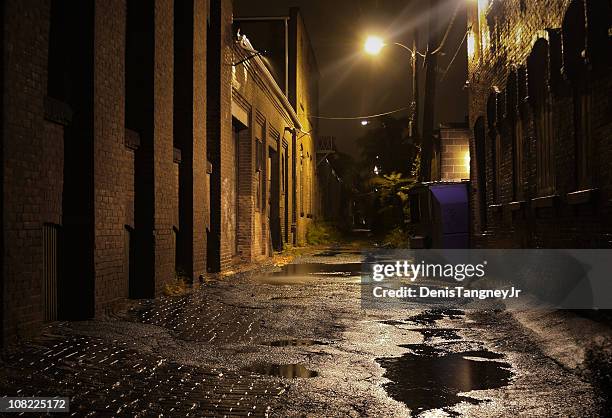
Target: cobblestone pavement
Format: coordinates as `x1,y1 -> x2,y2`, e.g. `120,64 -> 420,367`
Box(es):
0,247 -> 609,417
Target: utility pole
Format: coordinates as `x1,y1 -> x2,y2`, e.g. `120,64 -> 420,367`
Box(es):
420,0 -> 438,182
409,30 -> 419,139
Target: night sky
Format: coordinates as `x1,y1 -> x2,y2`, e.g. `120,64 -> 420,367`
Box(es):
234,0 -> 469,158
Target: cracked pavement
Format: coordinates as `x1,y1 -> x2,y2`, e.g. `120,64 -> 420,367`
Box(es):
0,247 -> 609,417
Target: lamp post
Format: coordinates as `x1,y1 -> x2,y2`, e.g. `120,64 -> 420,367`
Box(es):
364,0 -> 440,182
364,36 -> 420,139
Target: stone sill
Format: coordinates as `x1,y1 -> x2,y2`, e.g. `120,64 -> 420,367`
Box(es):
124,128 -> 140,150
173,147 -> 182,164
531,194 -> 559,208
507,201 -> 526,211
566,188 -> 598,205
44,96 -> 73,126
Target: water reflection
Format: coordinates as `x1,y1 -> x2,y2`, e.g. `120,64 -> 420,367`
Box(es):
259,263 -> 364,285
377,345 -> 512,414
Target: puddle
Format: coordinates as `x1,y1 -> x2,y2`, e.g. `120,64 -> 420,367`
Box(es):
377,346 -> 512,415
259,263 -> 364,284
314,250 -> 342,257
246,363 -> 318,378
263,339 -> 328,347
407,309 -> 465,326
413,328 -> 461,341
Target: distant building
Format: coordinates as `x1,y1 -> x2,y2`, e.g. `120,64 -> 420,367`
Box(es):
466,0 -> 612,248
1,0 -> 319,345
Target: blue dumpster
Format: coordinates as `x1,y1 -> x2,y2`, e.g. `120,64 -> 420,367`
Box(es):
408,181 -> 470,249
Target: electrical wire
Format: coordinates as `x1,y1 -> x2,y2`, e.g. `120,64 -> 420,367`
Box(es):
308,106 -> 411,121
440,28 -> 469,82
431,1 -> 461,55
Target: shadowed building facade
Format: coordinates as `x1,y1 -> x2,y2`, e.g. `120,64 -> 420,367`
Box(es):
1,0 -> 318,344
466,0 -> 612,248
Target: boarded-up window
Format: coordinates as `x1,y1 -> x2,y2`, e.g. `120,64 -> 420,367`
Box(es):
528,39 -> 555,195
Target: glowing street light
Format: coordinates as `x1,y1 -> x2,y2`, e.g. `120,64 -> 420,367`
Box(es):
364,36 -> 385,55
361,120 -> 370,126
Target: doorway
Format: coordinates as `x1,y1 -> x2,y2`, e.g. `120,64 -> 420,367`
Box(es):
269,146 -> 281,251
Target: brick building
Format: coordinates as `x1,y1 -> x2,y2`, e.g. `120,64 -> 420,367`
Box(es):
432,123 -> 471,182
466,0 -> 612,248
207,4 -> 319,272
1,0 -> 319,344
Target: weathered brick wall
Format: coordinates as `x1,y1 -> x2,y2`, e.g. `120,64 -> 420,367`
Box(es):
467,0 -> 612,248
206,0 -> 234,272
191,0 -> 208,279
231,79 -> 297,264
289,8 -> 319,245
3,0 -> 53,341
2,0 -> 214,344
439,127 -> 470,182
93,0 -> 130,314
151,0 -> 175,292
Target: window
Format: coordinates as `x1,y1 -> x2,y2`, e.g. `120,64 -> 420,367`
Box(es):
562,0 -> 600,189
486,93 -> 501,203
299,144 -> 304,216
474,117 -> 487,231
506,70 -> 524,200
255,139 -> 263,210
255,121 -> 265,211
528,39 -> 555,195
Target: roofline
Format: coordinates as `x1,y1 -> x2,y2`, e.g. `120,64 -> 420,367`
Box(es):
235,37 -> 303,131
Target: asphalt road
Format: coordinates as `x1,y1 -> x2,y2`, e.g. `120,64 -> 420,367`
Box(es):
0,246 -> 607,417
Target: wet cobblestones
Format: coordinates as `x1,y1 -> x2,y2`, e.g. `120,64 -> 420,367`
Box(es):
124,289 -> 262,344
1,249 -> 608,417
0,332 -> 286,417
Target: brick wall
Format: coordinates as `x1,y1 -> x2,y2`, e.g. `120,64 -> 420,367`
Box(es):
438,126 -> 470,182
467,0 -> 612,249
93,0 -> 130,314
174,0 -> 208,280
2,0 -> 210,344
3,0 -> 53,341
152,0 -> 175,293
289,8 -> 319,245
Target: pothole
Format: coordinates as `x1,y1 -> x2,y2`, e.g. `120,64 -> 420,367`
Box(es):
263,339 -> 329,347
406,309 -> 465,326
258,263 -> 364,285
377,344 -> 512,414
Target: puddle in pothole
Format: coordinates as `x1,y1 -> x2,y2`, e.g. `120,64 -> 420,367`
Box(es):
406,309 -> 465,325
263,339 -> 329,347
377,345 -> 512,415
259,262 -> 365,284
413,328 -> 461,341
245,363 -> 318,378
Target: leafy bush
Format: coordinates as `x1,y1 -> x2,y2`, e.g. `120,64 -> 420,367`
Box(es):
382,227 -> 411,249
306,221 -> 342,245
164,271 -> 190,296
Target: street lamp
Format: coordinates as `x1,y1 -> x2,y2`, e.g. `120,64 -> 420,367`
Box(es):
364,36 -> 385,55
363,35 -> 422,139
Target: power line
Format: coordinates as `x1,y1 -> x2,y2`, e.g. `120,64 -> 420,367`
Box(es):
308,106 -> 411,121
440,28 -> 469,82
431,1 -> 461,55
